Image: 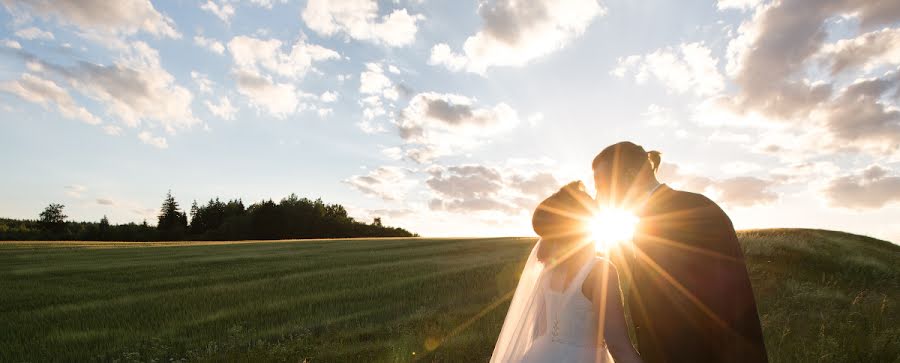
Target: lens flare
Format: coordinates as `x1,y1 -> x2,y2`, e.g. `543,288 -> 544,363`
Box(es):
590,208 -> 639,251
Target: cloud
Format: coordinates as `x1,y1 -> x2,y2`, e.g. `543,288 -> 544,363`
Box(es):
426,163 -> 561,213
247,0 -> 286,9
301,0 -> 424,47
227,35 -> 340,79
718,0 -> 900,155
194,35 -> 225,54
138,131 -> 167,149
0,73 -> 102,125
344,166 -> 417,201
234,69 -> 300,118
205,96 -> 237,120
64,184 -> 86,198
429,0 -> 604,73
818,27 -> 900,75
320,90 -> 338,103
14,26 -> 54,40
657,163 -> 778,208
823,165 -> 900,209
2,0 -> 180,38
613,42 -> 725,96
200,1 -> 235,23
395,92 -> 520,162
96,198 -> 115,205
717,0 -> 762,11
190,71 -> 214,94
3,39 -> 22,49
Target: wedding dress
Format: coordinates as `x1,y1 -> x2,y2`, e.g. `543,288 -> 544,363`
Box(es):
491,240 -> 615,363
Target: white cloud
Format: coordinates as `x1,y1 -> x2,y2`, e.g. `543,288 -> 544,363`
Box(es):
14,26 -> 54,40
247,0 -> 286,9
395,92 -> 520,162
344,166 -> 417,201
302,0 -> 424,47
64,184 -> 86,198
0,73 -> 102,125
190,71 -> 214,94
3,39 -> 22,49
823,165 -> 900,209
657,163 -> 778,208
613,42 -> 725,96
818,27 -> 900,75
194,35 -> 225,55
205,96 -> 237,120
359,62 -> 395,99
200,1 -> 235,23
227,35 -> 340,79
320,90 -> 338,103
429,0 -> 604,73
233,69 -> 299,118
2,0 -> 180,38
138,131 -> 168,149
717,0 -> 762,11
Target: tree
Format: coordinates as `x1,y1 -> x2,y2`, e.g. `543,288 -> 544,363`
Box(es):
373,217 -> 383,227
157,190 -> 187,237
39,203 -> 66,231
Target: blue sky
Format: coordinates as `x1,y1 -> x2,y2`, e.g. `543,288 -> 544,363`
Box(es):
1,0 -> 899,242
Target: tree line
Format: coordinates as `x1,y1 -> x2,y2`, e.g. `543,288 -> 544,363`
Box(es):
0,191 -> 416,241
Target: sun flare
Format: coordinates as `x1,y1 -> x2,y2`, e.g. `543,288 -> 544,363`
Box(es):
590,208 -> 639,251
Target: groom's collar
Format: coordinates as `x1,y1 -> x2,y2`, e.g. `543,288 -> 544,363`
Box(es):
637,183 -> 667,216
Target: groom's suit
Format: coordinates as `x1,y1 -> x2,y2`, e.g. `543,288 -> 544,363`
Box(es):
625,185 -> 767,362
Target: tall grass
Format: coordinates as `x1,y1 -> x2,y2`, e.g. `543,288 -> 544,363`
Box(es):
0,229 -> 896,362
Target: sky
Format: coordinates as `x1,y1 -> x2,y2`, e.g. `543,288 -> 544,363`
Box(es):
1,0 -> 899,242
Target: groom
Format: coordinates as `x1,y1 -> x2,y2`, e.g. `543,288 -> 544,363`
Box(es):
592,142 -> 767,362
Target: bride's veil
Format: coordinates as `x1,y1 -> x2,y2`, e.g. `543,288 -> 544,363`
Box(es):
490,239 -> 548,362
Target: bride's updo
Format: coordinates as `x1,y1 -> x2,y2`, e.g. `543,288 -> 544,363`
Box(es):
532,181 -> 594,262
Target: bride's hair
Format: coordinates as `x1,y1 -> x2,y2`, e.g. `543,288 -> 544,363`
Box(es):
532,181 -> 594,262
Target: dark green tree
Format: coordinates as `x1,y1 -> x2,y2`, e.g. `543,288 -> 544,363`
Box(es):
157,191 -> 187,238
39,203 -> 66,232
98,215 -> 110,239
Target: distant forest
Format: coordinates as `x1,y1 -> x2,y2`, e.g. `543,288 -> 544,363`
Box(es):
0,191 -> 416,241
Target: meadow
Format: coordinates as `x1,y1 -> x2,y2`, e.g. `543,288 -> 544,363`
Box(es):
0,229 -> 897,362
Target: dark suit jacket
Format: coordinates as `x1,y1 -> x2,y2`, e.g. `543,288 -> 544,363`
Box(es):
624,185 -> 767,362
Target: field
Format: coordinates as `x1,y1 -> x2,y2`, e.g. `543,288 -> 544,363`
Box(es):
0,229 -> 897,362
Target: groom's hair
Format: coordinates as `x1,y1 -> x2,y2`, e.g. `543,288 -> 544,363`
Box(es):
592,141 -> 661,176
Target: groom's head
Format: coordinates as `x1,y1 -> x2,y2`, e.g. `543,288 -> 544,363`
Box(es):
592,141 -> 661,207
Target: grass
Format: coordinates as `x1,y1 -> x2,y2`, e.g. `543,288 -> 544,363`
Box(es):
0,229 -> 897,362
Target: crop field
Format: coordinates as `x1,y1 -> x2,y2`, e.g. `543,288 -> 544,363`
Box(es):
0,229 -> 897,362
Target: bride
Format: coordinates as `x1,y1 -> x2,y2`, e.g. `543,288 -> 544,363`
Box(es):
491,181 -> 643,363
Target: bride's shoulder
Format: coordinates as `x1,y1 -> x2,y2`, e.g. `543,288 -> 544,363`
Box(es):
581,257 -> 622,300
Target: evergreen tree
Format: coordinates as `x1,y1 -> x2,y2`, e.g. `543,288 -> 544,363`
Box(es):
157,190 -> 187,238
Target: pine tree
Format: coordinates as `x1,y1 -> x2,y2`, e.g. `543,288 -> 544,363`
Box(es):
157,190 -> 187,232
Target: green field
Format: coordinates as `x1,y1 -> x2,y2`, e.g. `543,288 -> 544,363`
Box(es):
1,229 -> 897,362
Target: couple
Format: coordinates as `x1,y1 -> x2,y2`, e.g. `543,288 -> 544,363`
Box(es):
491,142 -> 768,363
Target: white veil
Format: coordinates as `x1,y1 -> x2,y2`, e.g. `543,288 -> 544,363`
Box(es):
490,239 -> 549,362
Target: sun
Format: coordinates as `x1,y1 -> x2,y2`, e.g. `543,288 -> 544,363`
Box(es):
589,208 -> 639,251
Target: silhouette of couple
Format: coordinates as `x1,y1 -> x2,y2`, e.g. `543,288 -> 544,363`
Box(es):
492,141 -> 768,363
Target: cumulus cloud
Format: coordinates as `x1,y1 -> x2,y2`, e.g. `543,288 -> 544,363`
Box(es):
234,69 -> 300,118
426,164 -> 561,213
227,35 -> 340,79
657,163 -> 778,208
205,96 -> 237,120
64,184 -> 86,198
302,0 -> 424,47
0,73 -> 102,125
320,90 -> 338,103
226,35 -> 338,118
429,0 -> 604,73
14,26 -> 54,40
138,131 -> 167,149
818,27 -> 900,75
344,166 -> 417,201
717,0 -> 762,11
823,165 -> 900,209
190,71 -> 214,94
2,0 -> 180,38
3,39 -> 22,49
718,0 -> 900,155
395,92 -> 520,162
194,35 -> 225,54
200,0 -> 234,23
613,42 -> 725,96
